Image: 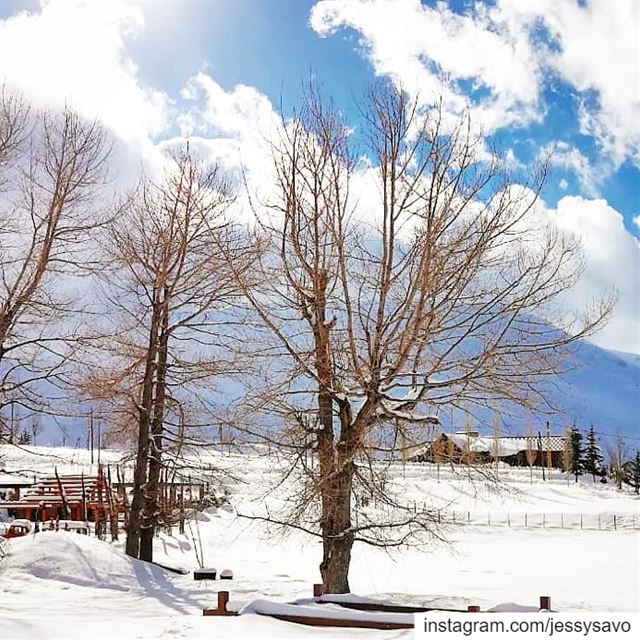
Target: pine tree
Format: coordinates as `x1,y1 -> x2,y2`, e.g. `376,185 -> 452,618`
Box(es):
569,427 -> 584,482
631,451 -> 640,495
584,426 -> 604,481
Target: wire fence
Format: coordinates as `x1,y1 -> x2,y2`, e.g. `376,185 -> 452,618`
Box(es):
440,510 -> 638,531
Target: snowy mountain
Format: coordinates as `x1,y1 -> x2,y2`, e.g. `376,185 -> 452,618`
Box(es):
8,337 -> 639,446
556,341 -> 639,438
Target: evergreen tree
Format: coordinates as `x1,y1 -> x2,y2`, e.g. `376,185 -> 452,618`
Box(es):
569,427 -> 584,482
630,451 -> 640,495
17,429 -> 32,445
584,426 -> 605,481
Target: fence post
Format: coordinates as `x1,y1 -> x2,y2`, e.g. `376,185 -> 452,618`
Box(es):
540,596 -> 551,610
217,591 -> 229,614
542,513 -> 545,528
598,514 -> 601,530
561,513 -> 564,529
468,605 -> 480,612
487,513 -> 490,526
507,513 -> 510,527
468,511 -> 470,524
614,515 -> 617,531
580,514 -> 583,530
525,513 -> 528,528
313,583 -> 324,598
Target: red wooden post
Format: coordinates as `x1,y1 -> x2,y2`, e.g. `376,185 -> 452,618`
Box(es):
540,596 -> 551,610
467,605 -> 480,612
218,591 -> 229,614
313,583 -> 324,598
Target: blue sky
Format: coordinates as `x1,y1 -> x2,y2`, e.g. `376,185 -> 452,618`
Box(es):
0,0 -> 638,352
118,0 -> 639,228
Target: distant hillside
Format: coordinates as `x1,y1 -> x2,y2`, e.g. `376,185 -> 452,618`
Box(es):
7,338 -> 639,446
466,340 -> 640,441
556,341 -> 639,439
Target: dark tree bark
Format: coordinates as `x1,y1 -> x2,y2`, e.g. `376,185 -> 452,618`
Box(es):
125,291 -> 161,558
140,292 -> 169,562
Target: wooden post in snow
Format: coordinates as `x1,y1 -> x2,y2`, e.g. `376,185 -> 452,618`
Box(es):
179,482 -> 185,535
54,466 -> 70,520
81,472 -> 87,522
106,465 -> 119,541
96,464 -> 106,540
116,465 -> 130,531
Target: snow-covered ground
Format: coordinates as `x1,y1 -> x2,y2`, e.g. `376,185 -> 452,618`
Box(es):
1,445 -> 638,639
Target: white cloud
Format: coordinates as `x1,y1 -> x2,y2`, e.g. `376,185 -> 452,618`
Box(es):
176,72 -> 282,201
310,0 -> 640,169
311,0 -> 543,138
0,0 -> 169,155
539,141 -> 600,197
495,0 -> 640,168
550,196 -> 640,354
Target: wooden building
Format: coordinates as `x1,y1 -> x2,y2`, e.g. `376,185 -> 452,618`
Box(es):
0,469 -> 124,531
0,473 -> 35,501
411,432 -> 567,469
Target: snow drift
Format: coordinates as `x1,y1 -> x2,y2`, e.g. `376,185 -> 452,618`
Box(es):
6,531 -> 170,592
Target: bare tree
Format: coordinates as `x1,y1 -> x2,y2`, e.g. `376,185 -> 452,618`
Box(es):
85,145 -> 247,562
0,87 -> 111,422
228,83 -> 611,593
607,435 -> 628,490
491,412 -> 502,475
525,424 -> 537,483
562,425 -> 573,484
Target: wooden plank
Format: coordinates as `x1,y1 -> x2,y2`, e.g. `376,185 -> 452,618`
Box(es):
260,613 -> 413,630
202,609 -> 239,617
317,600 -> 468,614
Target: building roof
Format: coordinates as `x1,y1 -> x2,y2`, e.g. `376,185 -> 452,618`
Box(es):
0,474 -> 120,509
436,432 -> 566,455
0,473 -> 35,488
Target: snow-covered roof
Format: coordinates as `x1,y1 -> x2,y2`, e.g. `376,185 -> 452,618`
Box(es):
0,473 -> 35,487
444,433 -> 565,455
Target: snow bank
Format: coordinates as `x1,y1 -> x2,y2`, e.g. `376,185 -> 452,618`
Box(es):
7,531 -> 169,592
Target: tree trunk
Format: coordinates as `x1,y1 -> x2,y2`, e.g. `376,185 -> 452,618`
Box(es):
319,459 -> 355,593
140,296 -> 169,562
125,288 -> 162,559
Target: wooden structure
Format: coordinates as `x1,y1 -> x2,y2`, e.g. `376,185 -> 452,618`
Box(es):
203,591 -> 238,617
0,473 -> 35,501
203,586 -> 555,630
411,432 -> 566,469
0,467 -> 124,533
112,476 -> 207,529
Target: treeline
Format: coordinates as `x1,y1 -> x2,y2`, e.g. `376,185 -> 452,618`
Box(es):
567,425 -> 640,493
